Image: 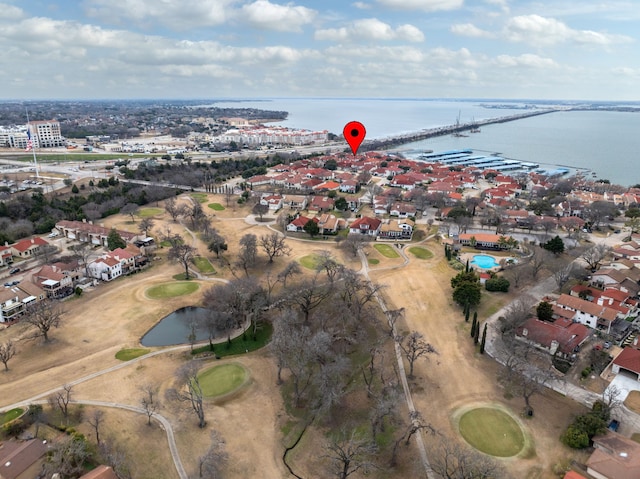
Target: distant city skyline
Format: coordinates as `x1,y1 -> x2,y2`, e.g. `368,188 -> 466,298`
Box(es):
1,0 -> 638,101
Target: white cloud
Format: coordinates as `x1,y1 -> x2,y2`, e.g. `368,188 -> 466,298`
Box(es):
450,23 -> 494,38
352,1 -> 371,9
494,53 -> 557,68
315,18 -> 424,42
0,3 -> 25,19
376,0 -> 463,11
241,1 -> 317,32
84,0 -> 237,29
504,14 -> 633,46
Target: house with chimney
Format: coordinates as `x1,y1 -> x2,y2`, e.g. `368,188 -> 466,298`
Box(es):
515,317 -> 590,360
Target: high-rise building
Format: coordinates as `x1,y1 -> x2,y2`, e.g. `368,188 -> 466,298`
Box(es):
28,120 -> 64,147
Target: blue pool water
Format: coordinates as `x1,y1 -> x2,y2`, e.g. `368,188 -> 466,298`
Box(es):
470,255 -> 499,269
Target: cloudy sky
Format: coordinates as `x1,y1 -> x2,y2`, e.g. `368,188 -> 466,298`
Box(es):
1,0 -> 638,100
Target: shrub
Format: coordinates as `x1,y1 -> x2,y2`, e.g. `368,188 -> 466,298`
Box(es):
2,419 -> 25,437
581,367 -> 592,379
561,425 -> 590,449
485,277 -> 510,292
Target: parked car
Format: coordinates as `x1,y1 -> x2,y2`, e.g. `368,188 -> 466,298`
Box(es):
9,267 -> 20,274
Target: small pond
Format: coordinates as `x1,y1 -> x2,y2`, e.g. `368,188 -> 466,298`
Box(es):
141,306 -> 212,347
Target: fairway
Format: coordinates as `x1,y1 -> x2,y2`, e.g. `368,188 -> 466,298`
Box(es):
374,244 -> 400,258
458,407 -> 525,457
146,281 -> 200,299
198,363 -> 249,398
208,203 -> 225,211
1,408 -> 24,425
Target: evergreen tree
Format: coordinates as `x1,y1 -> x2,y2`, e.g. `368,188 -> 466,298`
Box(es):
470,316 -> 477,338
465,259 -> 470,272
107,228 -> 127,250
474,321 -> 480,344
479,323 -> 487,353
464,304 -> 470,322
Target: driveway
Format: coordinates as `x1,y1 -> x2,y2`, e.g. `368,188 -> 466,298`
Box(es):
605,373 -> 640,402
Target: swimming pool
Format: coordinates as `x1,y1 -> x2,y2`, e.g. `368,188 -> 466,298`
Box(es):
470,254 -> 500,269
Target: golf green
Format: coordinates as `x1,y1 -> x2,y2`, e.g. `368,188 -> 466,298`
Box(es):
198,363 -> 248,398
146,282 -> 200,299
458,407 -> 525,457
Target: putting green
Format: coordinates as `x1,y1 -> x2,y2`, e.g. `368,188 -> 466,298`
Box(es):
198,363 -> 249,398
146,281 -> 200,299
458,406 -> 525,457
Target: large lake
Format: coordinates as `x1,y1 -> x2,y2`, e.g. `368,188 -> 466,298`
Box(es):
211,98 -> 640,186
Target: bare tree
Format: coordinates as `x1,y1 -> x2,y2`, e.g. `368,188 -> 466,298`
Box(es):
252,202 -> 269,221
165,196 -> 185,222
504,262 -> 527,289
339,234 -> 369,258
138,217 -> 155,237
550,258 -> 579,289
528,247 -> 549,280
140,383 -> 160,426
207,231 -> 228,258
43,435 -> 92,479
99,440 -> 132,479
165,233 -> 196,279
429,435 -> 504,479
287,273 -> 334,323
390,411 -> 434,467
70,242 -> 93,278
277,260 -> 302,288
166,362 -> 206,428
396,331 -> 436,379
324,429 -> 378,479
316,250 -> 343,283
48,384 -> 73,422
198,430 -> 229,479
235,233 -> 257,276
0,340 -> 16,371
87,409 -> 105,446
24,299 -> 63,342
582,243 -> 611,271
498,294 -> 536,339
386,308 -> 405,337
259,232 -> 291,263
120,202 -> 139,223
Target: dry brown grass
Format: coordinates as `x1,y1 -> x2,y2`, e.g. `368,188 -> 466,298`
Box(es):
625,390 -> 640,413
0,193 -> 592,478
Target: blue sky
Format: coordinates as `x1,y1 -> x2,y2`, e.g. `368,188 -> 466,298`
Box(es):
1,0 -> 638,100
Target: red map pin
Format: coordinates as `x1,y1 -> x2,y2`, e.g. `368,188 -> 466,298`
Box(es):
343,121 -> 366,156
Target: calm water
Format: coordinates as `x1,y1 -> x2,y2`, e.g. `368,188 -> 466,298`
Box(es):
141,306 -> 211,347
211,98 -> 640,186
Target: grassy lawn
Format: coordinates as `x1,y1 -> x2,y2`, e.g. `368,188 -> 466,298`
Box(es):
299,254 -> 321,269
10,153 -> 158,162
1,408 -> 24,425
374,244 -> 400,258
191,192 -> 208,203
368,258 -> 380,265
458,407 -> 525,457
115,348 -> 150,361
208,203 -> 225,211
137,207 -> 164,218
192,256 -> 216,274
198,363 -> 248,397
192,322 -> 272,357
146,281 -> 200,299
408,246 -> 433,259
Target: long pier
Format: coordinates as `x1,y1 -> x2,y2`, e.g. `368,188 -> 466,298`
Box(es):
361,108 -> 559,151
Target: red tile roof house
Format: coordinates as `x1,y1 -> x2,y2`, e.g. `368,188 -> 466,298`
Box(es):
308,195 -> 335,212
259,193 -> 284,211
30,264 -> 74,299
55,220 -> 138,247
515,317 -> 590,360
0,438 -> 49,479
349,217 -> 382,236
555,294 -> 619,334
9,236 -> 49,259
591,268 -> 640,297
286,215 -> 317,233
87,255 -> 123,282
611,346 -> 640,381
458,233 -> 516,250
587,431 -> 640,479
